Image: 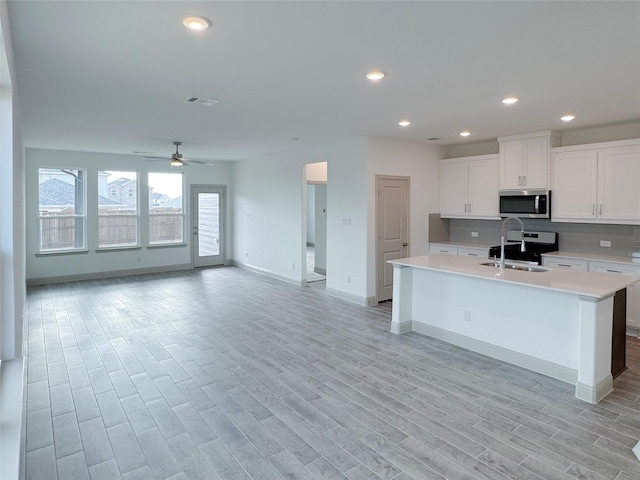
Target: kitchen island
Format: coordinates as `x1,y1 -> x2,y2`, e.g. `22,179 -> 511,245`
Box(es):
389,254 -> 637,404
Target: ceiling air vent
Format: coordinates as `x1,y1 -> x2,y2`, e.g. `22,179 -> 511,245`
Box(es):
185,97 -> 220,106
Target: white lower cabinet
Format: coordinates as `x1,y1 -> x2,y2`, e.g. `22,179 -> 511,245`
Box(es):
429,244 -> 458,255
543,255 -> 640,331
541,257 -> 588,271
429,244 -> 489,259
457,247 -> 489,259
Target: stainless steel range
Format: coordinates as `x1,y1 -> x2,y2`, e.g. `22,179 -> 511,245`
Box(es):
488,231 -> 558,265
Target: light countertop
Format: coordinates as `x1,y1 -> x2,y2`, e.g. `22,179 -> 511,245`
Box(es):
542,251 -> 640,266
389,254 -> 637,299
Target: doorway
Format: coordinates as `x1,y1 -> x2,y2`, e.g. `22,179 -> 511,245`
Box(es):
192,185 -> 225,267
376,176 -> 410,302
306,162 -> 327,283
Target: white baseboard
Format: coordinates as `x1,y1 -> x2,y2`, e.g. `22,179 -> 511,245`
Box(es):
26,263 -> 193,286
325,287 -> 373,307
575,376 -> 613,404
391,320 -> 413,334
411,322 -> 578,385
0,357 -> 24,480
626,325 -> 639,337
231,260 -> 304,287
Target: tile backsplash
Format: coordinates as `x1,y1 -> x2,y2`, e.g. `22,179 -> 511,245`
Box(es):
430,215 -> 639,257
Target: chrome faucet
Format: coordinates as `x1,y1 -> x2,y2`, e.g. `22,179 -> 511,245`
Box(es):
500,216 -> 525,272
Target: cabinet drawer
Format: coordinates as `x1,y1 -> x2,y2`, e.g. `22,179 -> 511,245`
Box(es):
589,261 -> 640,277
458,247 -> 489,259
542,257 -> 588,271
429,245 -> 458,256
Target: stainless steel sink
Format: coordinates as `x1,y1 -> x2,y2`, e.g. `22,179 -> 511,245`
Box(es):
480,262 -> 549,273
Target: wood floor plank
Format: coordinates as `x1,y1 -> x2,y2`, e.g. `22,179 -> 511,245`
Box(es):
23,267 -> 640,480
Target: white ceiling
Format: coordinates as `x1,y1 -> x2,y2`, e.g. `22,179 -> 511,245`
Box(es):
7,1 -> 640,162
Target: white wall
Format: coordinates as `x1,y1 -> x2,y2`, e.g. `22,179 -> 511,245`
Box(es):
232,138 -> 370,300
26,148 -> 233,282
314,184 -> 327,273
306,184 -> 315,245
367,138 -> 445,300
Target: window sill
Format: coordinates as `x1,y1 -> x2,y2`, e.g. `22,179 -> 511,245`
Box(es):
147,243 -> 187,249
95,246 -> 142,253
35,249 -> 89,257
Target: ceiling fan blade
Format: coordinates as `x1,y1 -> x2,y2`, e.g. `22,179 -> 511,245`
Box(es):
187,159 -> 216,166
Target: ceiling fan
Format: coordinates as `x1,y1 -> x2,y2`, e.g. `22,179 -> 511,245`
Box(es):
144,141 -> 215,167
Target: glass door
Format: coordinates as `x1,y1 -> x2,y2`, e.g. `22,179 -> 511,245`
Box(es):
192,186 -> 225,267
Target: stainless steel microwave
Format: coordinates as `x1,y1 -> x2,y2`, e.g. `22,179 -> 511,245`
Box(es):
499,190 -> 551,218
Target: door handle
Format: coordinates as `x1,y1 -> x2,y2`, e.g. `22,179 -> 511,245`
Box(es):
402,243 -> 408,247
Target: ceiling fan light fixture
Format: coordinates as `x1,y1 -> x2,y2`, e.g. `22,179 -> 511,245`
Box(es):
182,15 -> 211,31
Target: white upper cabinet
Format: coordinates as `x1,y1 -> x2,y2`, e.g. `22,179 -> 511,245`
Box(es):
440,155 -> 499,219
552,140 -> 640,224
498,131 -> 561,190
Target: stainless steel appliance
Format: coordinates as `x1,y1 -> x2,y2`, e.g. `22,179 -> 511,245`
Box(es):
488,230 -> 558,265
499,190 -> 551,218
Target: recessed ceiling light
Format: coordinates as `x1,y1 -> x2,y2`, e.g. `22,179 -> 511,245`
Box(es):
398,120 -> 411,127
366,71 -> 386,81
182,15 -> 211,31
561,114 -> 576,122
459,131 -> 471,137
502,97 -> 519,105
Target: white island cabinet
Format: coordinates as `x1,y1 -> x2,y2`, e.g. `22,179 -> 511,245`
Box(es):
389,255 -> 636,404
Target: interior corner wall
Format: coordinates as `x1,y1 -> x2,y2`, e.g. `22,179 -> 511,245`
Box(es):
231,137 -> 370,300
366,137 -> 445,300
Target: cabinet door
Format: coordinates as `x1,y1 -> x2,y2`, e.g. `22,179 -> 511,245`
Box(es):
440,160 -> 468,217
522,136 -> 549,188
552,150 -> 598,222
499,140 -> 524,189
468,158 -> 499,218
597,145 -> 640,224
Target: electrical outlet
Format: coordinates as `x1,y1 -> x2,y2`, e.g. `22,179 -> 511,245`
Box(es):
245,251 -> 249,257
464,310 -> 471,322
292,262 -> 296,270
471,232 -> 479,238
600,240 -> 612,247
346,276 -> 351,284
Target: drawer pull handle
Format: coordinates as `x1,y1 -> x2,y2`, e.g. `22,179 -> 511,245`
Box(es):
606,269 -> 622,273
558,264 -> 572,267
467,253 -> 477,256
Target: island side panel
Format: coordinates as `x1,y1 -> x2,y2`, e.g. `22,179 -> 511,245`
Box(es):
575,295 -> 614,404
407,267 -> 582,385
390,264 -> 413,334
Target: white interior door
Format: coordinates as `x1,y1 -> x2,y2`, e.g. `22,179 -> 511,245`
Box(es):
376,176 -> 409,302
192,186 -> 225,267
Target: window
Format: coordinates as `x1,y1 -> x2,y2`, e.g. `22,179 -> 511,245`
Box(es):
98,171 -> 138,248
148,172 -> 183,244
38,168 -> 86,251
110,188 -> 116,196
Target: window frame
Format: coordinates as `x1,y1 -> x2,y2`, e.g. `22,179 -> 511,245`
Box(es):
37,167 -> 88,254
148,172 -> 185,246
97,170 -> 140,250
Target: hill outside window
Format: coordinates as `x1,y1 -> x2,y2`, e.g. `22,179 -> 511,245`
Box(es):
38,168 -> 86,252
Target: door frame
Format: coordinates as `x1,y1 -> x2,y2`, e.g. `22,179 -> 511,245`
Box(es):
376,175 -> 410,302
191,184 -> 226,268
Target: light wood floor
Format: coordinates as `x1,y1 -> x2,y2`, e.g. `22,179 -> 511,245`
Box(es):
22,266 -> 640,480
